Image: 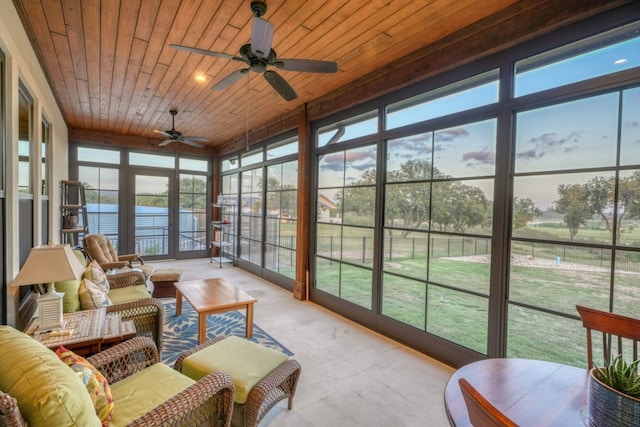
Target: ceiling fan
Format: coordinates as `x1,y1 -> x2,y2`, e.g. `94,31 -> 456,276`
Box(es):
154,109 -> 208,148
170,1 -> 338,101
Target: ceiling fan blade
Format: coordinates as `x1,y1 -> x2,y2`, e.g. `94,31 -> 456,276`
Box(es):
251,17 -> 274,58
182,136 -> 208,142
276,58 -> 338,73
158,139 -> 174,147
170,44 -> 244,62
212,69 -> 250,91
154,129 -> 172,138
180,138 -> 205,148
263,70 -> 297,101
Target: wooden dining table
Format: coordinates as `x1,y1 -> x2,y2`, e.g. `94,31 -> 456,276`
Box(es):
444,358 -> 590,427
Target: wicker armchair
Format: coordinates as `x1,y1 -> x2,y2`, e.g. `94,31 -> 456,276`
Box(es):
84,233 -> 154,279
0,336 -> 234,427
94,265 -> 165,354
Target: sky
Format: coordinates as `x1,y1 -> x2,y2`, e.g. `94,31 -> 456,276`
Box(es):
316,30 -> 640,211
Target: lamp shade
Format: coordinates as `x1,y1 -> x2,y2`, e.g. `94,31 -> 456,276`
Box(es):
12,244 -> 84,287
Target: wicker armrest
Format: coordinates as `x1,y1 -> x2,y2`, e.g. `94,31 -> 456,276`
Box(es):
118,253 -> 145,265
101,261 -> 130,270
107,269 -> 146,289
126,372 -> 235,427
107,298 -> 164,353
87,337 -> 159,383
0,391 -> 28,427
173,336 -> 227,372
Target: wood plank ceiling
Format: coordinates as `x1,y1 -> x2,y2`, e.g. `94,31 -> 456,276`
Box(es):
10,0 -> 622,153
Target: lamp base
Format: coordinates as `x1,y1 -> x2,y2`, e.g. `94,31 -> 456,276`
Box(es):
35,283 -> 66,333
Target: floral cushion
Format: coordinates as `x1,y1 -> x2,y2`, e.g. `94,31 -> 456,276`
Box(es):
79,278 -> 111,310
84,260 -> 110,294
56,346 -> 114,426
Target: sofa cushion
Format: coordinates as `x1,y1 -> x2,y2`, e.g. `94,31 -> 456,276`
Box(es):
84,260 -> 110,294
108,285 -> 151,304
109,363 -> 194,426
54,249 -> 89,313
0,325 -> 101,426
56,278 -> 82,313
56,346 -> 114,426
181,335 -> 289,404
79,278 -> 111,310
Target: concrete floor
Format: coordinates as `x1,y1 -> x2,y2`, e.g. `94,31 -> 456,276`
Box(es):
151,258 -> 454,427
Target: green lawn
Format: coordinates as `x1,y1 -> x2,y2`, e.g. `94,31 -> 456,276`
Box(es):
314,223 -> 640,367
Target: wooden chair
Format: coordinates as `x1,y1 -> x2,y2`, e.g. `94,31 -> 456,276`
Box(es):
458,378 -> 518,427
576,304 -> 640,368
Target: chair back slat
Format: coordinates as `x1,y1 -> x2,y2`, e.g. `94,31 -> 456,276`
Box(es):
459,378 -> 519,427
576,305 -> 640,368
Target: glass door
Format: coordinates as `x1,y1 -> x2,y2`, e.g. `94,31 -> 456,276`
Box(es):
130,170 -> 175,259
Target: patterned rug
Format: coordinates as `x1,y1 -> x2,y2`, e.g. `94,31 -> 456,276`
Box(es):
161,301 -> 293,366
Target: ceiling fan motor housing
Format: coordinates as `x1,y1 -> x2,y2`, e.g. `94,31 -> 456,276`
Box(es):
251,1 -> 267,17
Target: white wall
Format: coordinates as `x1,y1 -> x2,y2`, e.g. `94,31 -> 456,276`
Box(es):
0,1 -> 69,326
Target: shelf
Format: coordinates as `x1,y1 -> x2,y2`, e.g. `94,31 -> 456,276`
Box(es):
61,181 -> 88,246
212,241 -> 233,248
211,198 -> 236,267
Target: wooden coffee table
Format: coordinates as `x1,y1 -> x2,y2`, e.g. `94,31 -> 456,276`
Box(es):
174,278 -> 257,344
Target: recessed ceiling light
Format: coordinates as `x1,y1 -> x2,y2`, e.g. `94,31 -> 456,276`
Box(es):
614,58 -> 628,65
195,74 -> 207,82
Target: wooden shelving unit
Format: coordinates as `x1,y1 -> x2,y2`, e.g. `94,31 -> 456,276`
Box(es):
60,180 -> 88,246
210,195 -> 236,267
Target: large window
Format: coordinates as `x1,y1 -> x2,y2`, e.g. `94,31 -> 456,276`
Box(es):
73,144 -> 210,259
222,136 -> 298,287
78,147 -> 121,245
18,88 -> 32,194
311,18 -> 640,368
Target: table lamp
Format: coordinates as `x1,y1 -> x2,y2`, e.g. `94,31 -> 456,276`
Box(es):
12,243 -> 85,333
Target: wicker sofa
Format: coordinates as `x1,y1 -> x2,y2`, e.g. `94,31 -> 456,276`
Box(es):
0,326 -> 234,426
54,249 -> 164,353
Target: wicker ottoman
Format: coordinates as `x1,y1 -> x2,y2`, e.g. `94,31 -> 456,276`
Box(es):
174,336 -> 301,427
150,268 -> 182,298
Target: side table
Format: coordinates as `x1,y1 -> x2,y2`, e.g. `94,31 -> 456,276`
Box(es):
25,307 -> 136,356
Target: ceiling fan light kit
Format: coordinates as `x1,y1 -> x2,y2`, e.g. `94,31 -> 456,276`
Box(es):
170,0 -> 338,101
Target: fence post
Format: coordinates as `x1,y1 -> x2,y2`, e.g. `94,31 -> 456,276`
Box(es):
362,236 -> 366,263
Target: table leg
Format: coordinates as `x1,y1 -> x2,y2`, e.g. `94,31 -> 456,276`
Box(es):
198,313 -> 206,344
176,290 -> 182,316
246,303 -> 254,337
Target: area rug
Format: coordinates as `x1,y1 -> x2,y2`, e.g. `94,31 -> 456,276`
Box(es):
161,301 -> 293,366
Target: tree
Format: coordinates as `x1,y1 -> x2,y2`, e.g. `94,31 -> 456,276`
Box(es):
586,176 -> 615,232
553,183 -> 592,241
513,197 -> 541,229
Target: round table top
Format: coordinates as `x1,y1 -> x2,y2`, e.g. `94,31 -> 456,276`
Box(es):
444,358 -> 589,427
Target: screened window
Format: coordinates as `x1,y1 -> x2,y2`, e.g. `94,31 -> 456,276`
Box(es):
18,89 -> 32,194
509,86 -> 640,366
386,70 -> 499,130
241,149 -> 262,167
130,152 -> 174,168
515,21 -> 640,97
317,110 -> 378,147
265,160 -> 298,279
78,147 -> 120,164
178,173 -> 207,252
79,164 -> 119,243
316,144 -> 377,309
41,119 -> 49,196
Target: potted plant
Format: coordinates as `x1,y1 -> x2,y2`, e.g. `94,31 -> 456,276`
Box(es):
589,354 -> 640,426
